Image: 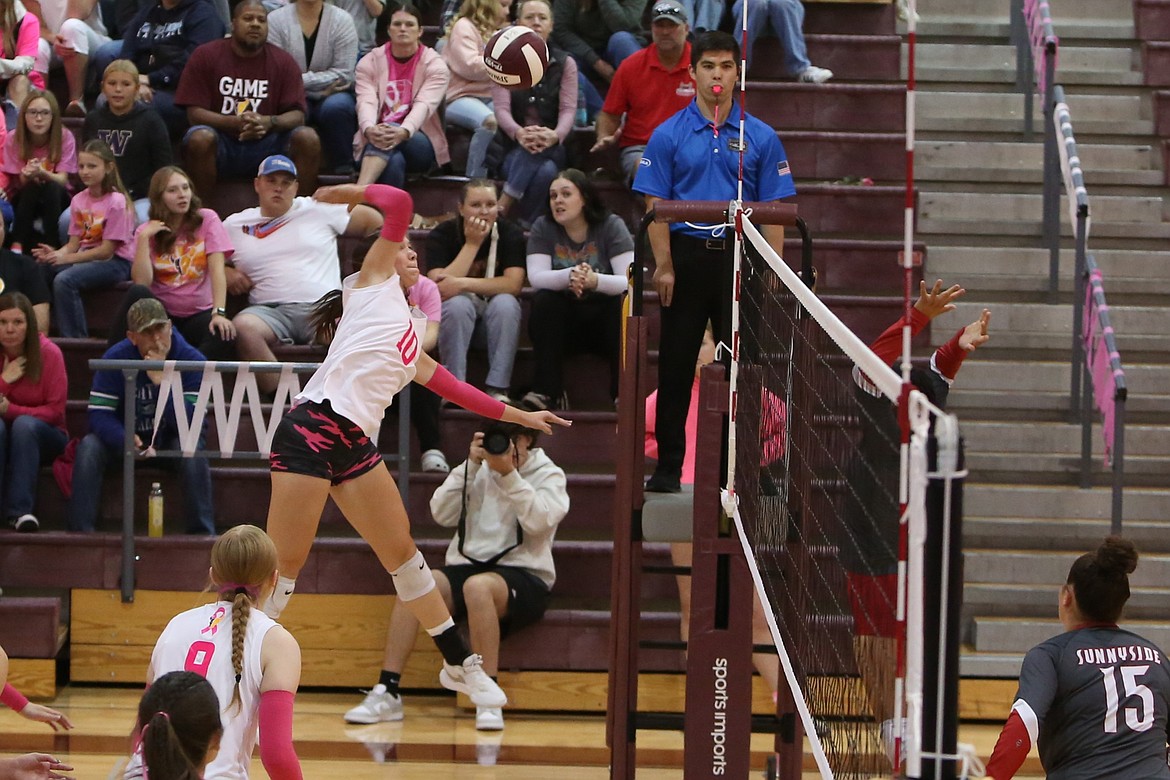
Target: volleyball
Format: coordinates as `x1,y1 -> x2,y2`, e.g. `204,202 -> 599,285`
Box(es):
483,26 -> 548,89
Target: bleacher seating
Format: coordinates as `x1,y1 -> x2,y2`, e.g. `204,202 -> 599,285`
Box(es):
1,0 -> 918,712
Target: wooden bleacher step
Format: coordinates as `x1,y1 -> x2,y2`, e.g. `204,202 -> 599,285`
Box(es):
0,596 -> 67,698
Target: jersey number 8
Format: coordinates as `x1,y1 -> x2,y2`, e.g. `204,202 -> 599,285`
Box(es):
1100,664 -> 1154,734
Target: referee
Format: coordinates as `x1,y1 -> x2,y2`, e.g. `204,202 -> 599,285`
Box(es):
632,30 -> 795,493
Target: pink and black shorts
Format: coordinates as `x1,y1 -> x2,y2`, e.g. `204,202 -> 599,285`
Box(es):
269,399 -> 383,485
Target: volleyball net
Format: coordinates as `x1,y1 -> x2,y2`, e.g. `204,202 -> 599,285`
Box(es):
727,214 -> 968,780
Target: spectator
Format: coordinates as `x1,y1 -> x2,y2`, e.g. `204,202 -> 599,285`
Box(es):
344,422 -> 568,731
354,1 -> 449,187
68,297 -> 214,534
28,0 -> 111,116
395,236 -> 447,472
0,292 -> 65,533
60,58 -> 170,240
441,0 -> 510,178
2,90 -> 75,252
267,0 -> 358,175
131,526 -> 303,780
118,0 -> 227,136
551,0 -> 644,117
1,644 -> 73,727
678,0 -> 719,32
521,168 -> 631,411
0,219 -> 50,331
334,0 -> 382,59
176,0 -> 320,202
425,179 -> 524,403
223,154 -> 381,395
730,0 -> 831,82
591,0 -> 693,182
110,166 -> 235,359
491,0 -> 576,225
0,0 -> 41,127
32,139 -> 134,338
130,672 -> 223,780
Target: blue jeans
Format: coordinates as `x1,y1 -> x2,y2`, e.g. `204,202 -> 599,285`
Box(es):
183,124 -> 292,176
501,144 -> 566,224
68,430 -> 215,534
445,96 -> 495,177
438,292 -> 521,390
361,131 -> 436,187
308,91 -> 357,171
0,416 -> 66,518
91,38 -> 123,86
680,0 -> 725,30
49,257 -> 132,337
606,32 -> 643,67
578,71 -> 602,122
731,0 -> 811,74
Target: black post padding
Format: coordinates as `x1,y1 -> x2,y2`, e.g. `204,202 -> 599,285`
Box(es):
917,435 -> 965,780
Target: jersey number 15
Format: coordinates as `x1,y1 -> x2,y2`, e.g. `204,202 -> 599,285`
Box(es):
1101,664 -> 1154,734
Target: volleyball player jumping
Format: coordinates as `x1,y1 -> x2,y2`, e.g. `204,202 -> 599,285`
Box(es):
261,184 -> 569,709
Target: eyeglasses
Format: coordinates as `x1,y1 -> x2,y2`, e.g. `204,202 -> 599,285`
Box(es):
25,109 -> 52,118
653,4 -> 683,15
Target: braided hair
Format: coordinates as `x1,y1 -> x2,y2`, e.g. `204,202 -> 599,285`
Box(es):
208,525 -> 278,712
137,671 -> 221,780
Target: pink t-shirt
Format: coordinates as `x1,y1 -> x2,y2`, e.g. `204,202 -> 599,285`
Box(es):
404,273 -> 441,321
69,189 -> 135,261
137,209 -> 234,318
0,131 -> 78,193
381,46 -> 421,125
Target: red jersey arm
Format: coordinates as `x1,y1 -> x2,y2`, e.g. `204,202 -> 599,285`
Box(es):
869,308 -> 930,366
985,710 -> 1031,780
932,326 -> 968,381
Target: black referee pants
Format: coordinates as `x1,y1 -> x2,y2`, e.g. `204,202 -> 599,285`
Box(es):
654,233 -> 734,477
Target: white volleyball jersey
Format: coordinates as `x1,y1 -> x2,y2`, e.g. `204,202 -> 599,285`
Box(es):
147,602 -> 278,780
297,272 -> 423,438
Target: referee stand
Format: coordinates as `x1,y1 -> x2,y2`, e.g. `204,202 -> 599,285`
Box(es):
608,201 -> 810,779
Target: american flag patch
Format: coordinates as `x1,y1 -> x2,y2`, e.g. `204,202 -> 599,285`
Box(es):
777,160 -> 791,177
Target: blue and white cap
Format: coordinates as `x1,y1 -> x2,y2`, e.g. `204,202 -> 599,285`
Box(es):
257,154 -> 298,178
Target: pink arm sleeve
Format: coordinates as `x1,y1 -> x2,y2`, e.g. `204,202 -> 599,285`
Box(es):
423,363 -> 506,420
555,57 -> 577,142
491,83 -> 520,139
258,689 -> 303,780
1,683 -> 29,712
363,185 -> 413,242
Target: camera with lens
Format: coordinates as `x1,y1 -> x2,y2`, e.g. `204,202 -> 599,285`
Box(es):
482,422 -> 517,456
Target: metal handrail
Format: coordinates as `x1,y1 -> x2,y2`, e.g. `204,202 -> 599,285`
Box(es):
1012,0 -> 1059,138
88,359 -> 412,602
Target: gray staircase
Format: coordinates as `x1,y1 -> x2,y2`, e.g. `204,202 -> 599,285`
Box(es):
913,0 -> 1170,679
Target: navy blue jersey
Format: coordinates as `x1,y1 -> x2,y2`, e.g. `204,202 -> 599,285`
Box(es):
632,99 -> 796,240
1012,626 -> 1170,779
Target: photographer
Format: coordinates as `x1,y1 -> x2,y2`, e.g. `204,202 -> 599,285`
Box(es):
343,423 -> 569,731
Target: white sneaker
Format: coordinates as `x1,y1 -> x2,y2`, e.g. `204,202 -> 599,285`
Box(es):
439,654 -> 507,707
486,389 -> 511,404
344,684 -> 404,724
13,514 -> 38,533
475,706 -> 504,730
798,65 -> 833,83
420,449 -> 450,473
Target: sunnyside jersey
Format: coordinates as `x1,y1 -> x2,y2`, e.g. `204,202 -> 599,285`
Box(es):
137,602 -> 278,780
1013,625 -> 1170,779
296,271 -> 424,439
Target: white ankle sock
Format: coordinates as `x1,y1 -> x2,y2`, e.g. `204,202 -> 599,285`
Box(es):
264,575 -> 297,618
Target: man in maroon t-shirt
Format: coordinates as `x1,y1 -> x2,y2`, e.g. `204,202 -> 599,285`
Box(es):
590,0 -> 695,183
176,0 -> 321,198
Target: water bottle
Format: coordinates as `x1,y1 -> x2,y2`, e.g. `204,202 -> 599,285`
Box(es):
148,482 -> 164,537
575,88 -> 588,127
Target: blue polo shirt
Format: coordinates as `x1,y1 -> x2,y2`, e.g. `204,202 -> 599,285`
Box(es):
633,99 -> 796,240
